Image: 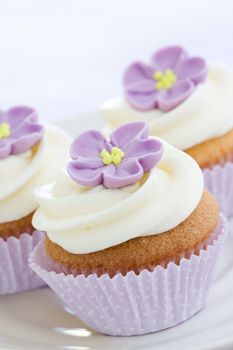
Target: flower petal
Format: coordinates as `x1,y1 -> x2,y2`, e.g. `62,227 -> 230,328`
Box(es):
11,133 -> 43,155
69,157 -> 103,170
0,106 -> 44,156
123,62 -> 154,87
5,106 -> 38,127
67,162 -> 108,187
111,122 -> 164,172
157,80 -> 195,112
11,118 -> 43,138
110,122 -> 149,149
151,46 -> 188,70
103,159 -> 144,189
125,79 -> 156,93
125,89 -> 158,111
70,130 -> 111,159
0,140 -> 12,159
174,57 -> 208,83
125,139 -> 164,172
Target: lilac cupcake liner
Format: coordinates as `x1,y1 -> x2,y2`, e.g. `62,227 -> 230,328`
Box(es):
0,230 -> 46,295
30,215 -> 227,336
203,160 -> 233,217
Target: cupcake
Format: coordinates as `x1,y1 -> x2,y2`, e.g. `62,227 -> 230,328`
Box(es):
0,106 -> 71,295
30,122 -> 227,336
101,46 -> 233,216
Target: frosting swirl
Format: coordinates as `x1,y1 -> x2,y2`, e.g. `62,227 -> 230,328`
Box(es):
32,140 -> 204,254
0,125 -> 71,222
101,65 -> 233,150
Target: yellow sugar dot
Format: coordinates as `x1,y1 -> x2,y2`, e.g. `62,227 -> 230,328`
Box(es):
111,147 -> 125,160
119,149 -> 125,158
101,146 -> 125,165
162,77 -> 171,89
165,69 -> 173,76
153,71 -> 163,80
112,154 -> 122,165
100,149 -> 108,158
111,147 -> 119,155
156,81 -> 164,90
102,153 -> 112,165
170,75 -> 177,84
0,123 -> 10,138
100,149 -> 112,165
112,147 -> 125,158
167,69 -> 177,83
154,68 -> 177,90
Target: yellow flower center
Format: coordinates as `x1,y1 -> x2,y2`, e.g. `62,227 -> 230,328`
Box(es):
0,123 -> 10,139
153,69 -> 177,90
100,147 -> 125,165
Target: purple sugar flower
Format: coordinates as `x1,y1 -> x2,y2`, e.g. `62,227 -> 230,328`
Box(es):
123,46 -> 207,112
0,106 -> 44,159
67,122 -> 164,189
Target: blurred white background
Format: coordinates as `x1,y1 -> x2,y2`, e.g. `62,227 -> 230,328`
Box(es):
0,0 -> 232,122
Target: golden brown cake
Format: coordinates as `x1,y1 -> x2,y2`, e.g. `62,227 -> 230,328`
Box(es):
45,190 -> 219,276
0,213 -> 34,240
186,128 -> 233,169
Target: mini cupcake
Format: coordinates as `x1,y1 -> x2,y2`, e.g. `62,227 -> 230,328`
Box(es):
101,46 -> 233,216
30,122 -> 227,336
0,106 -> 71,295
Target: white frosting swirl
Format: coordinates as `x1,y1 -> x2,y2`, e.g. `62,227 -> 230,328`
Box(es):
101,64 -> 233,150
32,141 -> 204,254
0,125 -> 71,223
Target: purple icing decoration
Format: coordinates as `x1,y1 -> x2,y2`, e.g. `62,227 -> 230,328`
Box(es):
0,106 -> 44,159
123,46 -> 208,112
67,122 -> 164,189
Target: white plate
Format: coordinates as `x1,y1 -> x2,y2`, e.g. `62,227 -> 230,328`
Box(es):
1,113 -> 233,350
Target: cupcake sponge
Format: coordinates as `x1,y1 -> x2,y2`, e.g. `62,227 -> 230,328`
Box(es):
186,128 -> 233,169
0,212 -> 34,240
45,189 -> 219,277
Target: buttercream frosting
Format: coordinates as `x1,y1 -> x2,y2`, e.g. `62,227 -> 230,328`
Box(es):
101,65 -> 233,150
0,125 -> 71,223
32,140 -> 204,254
